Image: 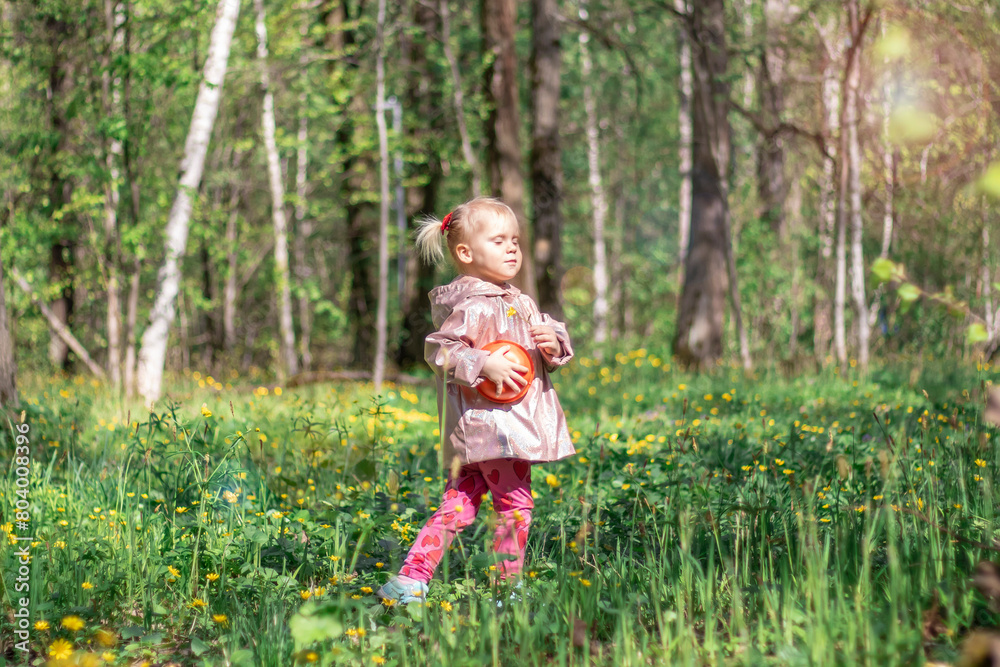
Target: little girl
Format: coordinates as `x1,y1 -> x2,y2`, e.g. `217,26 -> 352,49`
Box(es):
377,197 -> 575,604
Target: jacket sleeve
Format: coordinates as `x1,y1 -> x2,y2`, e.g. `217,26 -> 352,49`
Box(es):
424,300 -> 490,387
539,312 -> 574,370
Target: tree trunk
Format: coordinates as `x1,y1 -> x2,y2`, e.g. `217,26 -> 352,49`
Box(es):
397,0 -> 442,370
223,150 -> 244,351
673,0 -> 734,368
373,0 -> 389,392
0,254 -> 17,408
441,0 -> 481,198
676,0 -> 692,288
578,2 -> 608,344
102,0 -> 125,387
846,0 -> 869,369
255,0 -> 298,380
814,17 -> 840,363
137,0 -> 240,404
293,9 -> 313,371
123,257 -> 140,397
530,0 -> 563,320
481,0 -> 535,299
756,0 -> 789,238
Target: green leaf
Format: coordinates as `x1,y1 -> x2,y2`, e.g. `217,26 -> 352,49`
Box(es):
897,283 -> 921,302
889,106 -> 938,145
978,163 -> 1000,200
967,323 -> 990,344
871,258 -> 897,284
289,605 -> 343,649
191,637 -> 209,657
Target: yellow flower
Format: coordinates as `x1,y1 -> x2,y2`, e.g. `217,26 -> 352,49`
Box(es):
175,507 -> 188,514
381,598 -> 396,607
373,656 -> 387,665
975,459 -> 987,468
34,620 -> 50,631
82,581 -> 94,589
360,586 -> 373,594
440,600 -> 453,612
506,306 -> 517,318
102,651 -> 116,662
580,579 -> 592,587
49,638 -> 74,660
206,572 -> 220,582
212,614 -> 228,626
167,566 -> 181,578
300,590 -> 312,600
61,615 -> 85,631
201,405 -> 212,418
305,652 -> 319,663
546,474 -> 560,488
95,628 -> 117,647
189,598 -> 207,608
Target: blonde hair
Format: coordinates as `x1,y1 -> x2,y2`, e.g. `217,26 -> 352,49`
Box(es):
414,197 -> 517,266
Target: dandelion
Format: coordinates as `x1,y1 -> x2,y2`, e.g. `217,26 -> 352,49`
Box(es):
580,579 -> 592,587
305,652 -> 319,663
300,590 -> 312,600
189,598 -> 207,608
441,600 -> 453,612
201,405 -> 212,418
167,566 -> 181,578
34,620 -> 50,631
175,507 -> 188,514
360,586 -> 373,594
373,656 -> 387,665
82,581 -> 94,589
62,615 -> 85,631
975,459 -> 987,468
49,638 -> 74,660
212,614 -> 228,626
206,573 -> 220,582
546,474 -> 560,488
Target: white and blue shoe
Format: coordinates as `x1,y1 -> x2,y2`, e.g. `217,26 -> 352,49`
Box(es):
376,576 -> 428,605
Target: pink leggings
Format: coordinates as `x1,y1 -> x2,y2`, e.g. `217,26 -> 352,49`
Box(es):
399,458 -> 533,583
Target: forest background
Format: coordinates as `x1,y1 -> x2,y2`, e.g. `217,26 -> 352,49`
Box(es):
1,0 -> 999,402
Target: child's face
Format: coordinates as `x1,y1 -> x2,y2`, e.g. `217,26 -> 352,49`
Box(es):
455,211 -> 521,285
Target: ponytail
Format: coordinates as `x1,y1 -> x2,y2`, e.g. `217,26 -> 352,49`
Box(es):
414,215 -> 446,265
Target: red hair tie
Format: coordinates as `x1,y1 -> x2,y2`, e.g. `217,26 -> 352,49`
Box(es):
440,212 -> 453,235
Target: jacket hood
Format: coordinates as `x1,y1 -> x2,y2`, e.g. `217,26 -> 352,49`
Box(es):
428,275 -> 520,325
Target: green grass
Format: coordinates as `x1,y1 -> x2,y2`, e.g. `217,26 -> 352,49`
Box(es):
2,353 -> 999,666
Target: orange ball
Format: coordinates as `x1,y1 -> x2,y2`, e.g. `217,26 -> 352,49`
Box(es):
477,340 -> 535,403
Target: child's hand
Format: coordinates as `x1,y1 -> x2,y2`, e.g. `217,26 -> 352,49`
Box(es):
530,325 -> 561,358
481,345 -> 530,398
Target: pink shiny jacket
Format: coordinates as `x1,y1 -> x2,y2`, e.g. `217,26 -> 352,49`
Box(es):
424,275 -> 576,468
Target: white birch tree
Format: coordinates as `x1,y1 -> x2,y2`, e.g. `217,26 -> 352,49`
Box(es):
579,1 -> 608,345
675,0 -> 692,288
373,0 -> 390,391
136,0 -> 241,404
254,0 -> 298,380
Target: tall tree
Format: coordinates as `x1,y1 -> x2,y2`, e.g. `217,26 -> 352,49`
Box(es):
292,7 -> 313,371
579,1 -> 608,344
530,0 -> 564,319
137,0 -> 241,404
673,0 -> 746,368
481,0 -> 535,298
397,0 -> 443,370
756,0 -> 791,237
675,0 -> 692,288
102,0 -> 125,387
254,0 -> 298,380
0,253 -> 17,408
846,0 -> 870,368
441,0 -> 481,198
373,0 -> 389,391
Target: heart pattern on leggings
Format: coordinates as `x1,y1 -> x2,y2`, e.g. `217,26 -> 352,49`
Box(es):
420,534 -> 442,548
459,476 -> 477,495
513,460 -> 531,481
487,468 -> 501,485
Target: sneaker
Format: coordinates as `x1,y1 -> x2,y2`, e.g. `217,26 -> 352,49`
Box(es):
376,576 -> 428,605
